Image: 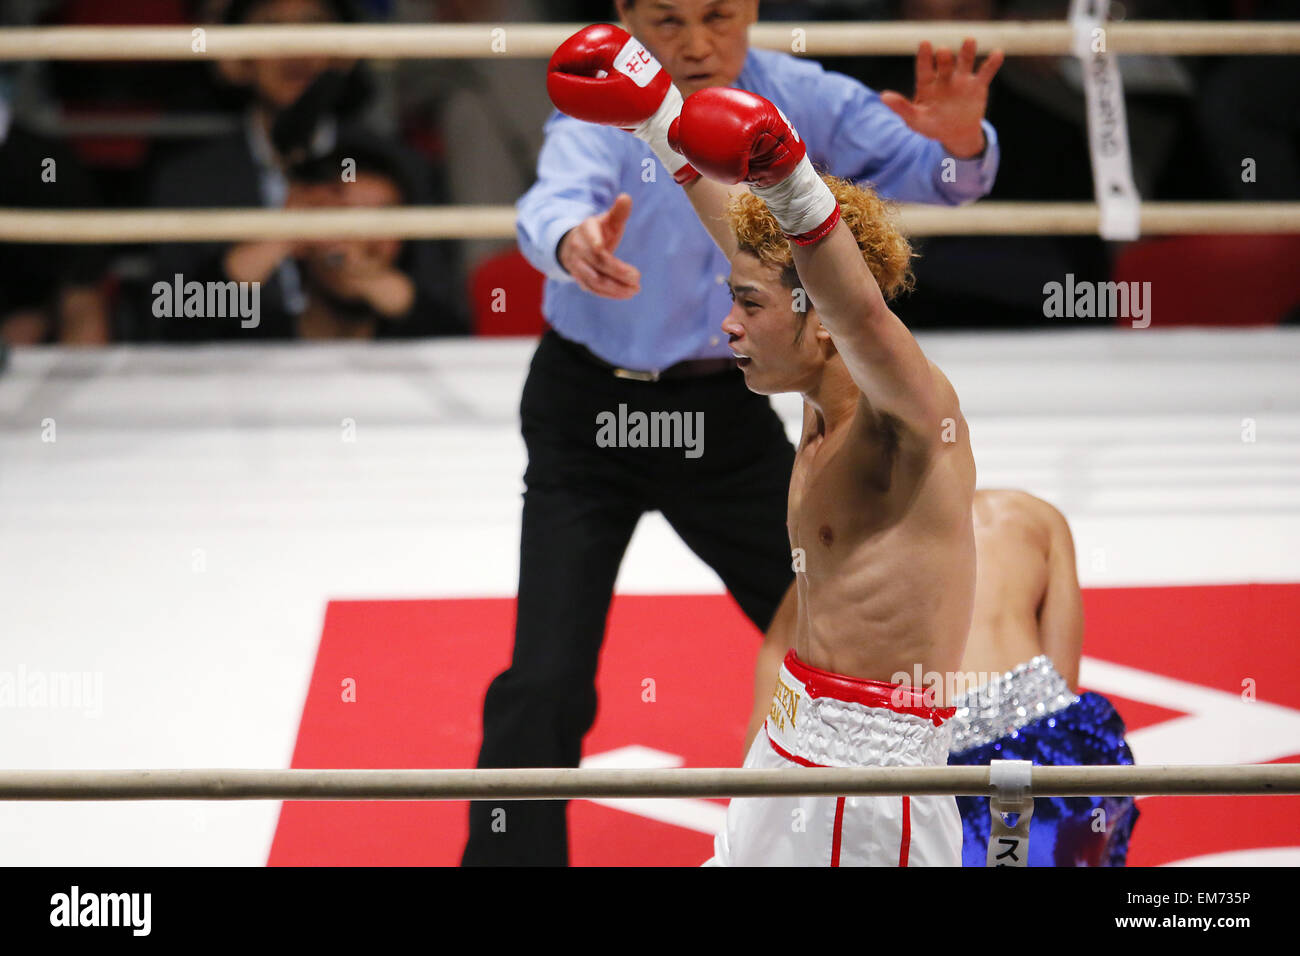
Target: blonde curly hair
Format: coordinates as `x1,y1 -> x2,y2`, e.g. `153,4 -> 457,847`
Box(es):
725,174 -> 914,301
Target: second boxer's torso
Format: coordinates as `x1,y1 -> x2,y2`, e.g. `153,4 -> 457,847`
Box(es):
788,382 -> 977,701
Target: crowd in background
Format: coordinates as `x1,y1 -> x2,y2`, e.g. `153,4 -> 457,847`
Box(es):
0,0 -> 1297,345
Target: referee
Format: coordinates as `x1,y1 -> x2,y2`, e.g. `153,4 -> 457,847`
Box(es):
463,0 -> 1002,866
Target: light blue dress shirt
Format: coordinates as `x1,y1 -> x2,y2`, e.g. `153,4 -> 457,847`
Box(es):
517,47 -> 1000,371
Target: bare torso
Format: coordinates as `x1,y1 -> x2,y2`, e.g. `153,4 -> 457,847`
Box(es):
789,366 -> 976,702
961,489 -> 1051,676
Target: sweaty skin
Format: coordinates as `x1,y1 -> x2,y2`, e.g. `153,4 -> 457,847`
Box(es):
962,488 -> 1084,691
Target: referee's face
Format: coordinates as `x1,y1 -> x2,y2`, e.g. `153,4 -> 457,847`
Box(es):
722,253 -> 821,396
618,0 -> 759,97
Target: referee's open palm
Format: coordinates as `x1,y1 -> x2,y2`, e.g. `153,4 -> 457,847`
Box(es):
881,38 -> 1003,160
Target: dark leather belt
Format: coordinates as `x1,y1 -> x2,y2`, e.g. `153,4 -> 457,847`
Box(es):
556,333 -> 737,382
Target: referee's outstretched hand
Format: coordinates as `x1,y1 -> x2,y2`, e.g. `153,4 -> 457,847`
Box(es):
558,193 -> 642,300
880,38 -> 1003,160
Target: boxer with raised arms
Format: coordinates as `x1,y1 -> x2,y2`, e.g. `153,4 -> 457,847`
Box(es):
466,4 -> 1001,866
548,25 -> 988,865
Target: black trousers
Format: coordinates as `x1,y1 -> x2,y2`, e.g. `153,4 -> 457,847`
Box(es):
461,331 -> 795,866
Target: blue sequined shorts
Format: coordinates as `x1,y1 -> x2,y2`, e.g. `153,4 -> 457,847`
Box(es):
949,690 -> 1139,866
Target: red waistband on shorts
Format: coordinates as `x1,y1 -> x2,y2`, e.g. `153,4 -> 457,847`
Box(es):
783,651 -> 956,727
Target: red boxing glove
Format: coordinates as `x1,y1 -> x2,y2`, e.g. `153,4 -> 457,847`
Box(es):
547,23 -> 666,128
667,87 -> 805,187
547,24 -> 699,185
669,88 -> 839,245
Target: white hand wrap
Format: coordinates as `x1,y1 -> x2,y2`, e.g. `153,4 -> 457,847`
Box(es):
752,155 -> 840,244
630,84 -> 695,181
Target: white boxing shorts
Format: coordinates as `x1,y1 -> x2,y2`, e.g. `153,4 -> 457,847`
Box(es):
708,650 -> 962,867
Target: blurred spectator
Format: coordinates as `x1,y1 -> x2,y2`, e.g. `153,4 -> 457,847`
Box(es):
1196,0 -> 1300,201
427,0 -> 553,268
10,0 -> 1289,341
43,0 -> 229,205
0,69 -> 111,346
852,0 -> 1134,328
146,0 -> 377,339
289,139 -> 466,337
833,0 -> 1098,327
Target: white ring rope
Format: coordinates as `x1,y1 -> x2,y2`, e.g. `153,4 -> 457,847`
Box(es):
0,21 -> 1294,242
1,202 -> 1297,242
0,764 -> 1295,801
0,22 -> 1297,61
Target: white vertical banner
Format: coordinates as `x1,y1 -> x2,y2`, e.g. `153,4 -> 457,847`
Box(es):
987,801 -> 1035,866
986,760 -> 1035,867
1070,0 -> 1141,240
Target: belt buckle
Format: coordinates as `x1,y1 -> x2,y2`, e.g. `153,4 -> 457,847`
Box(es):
612,367 -> 660,382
